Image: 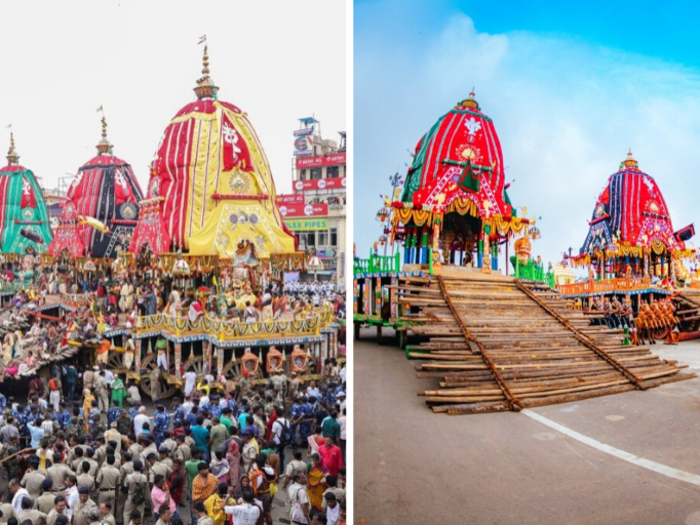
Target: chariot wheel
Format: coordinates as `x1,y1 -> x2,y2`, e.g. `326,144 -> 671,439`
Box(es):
139,352 -> 177,400
221,360 -> 242,380
653,326 -> 670,340
108,350 -> 127,374
182,354 -> 209,380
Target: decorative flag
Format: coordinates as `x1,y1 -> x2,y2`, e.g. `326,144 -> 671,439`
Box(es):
198,35 -> 207,45
675,224 -> 695,243
457,161 -> 480,194
114,169 -> 135,204
221,112 -> 253,172
20,177 -> 36,209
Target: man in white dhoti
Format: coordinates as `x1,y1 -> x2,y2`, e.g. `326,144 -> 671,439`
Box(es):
119,281 -> 134,313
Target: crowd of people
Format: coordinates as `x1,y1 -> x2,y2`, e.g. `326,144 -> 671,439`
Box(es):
11,264 -> 345,327
0,258 -> 348,525
0,353 -> 347,525
0,257 -> 346,387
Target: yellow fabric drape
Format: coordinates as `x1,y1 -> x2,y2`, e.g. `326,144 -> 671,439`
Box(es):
188,202 -> 295,258
493,215 -> 526,236
392,208 -> 433,227
651,239 -> 666,254
445,197 -> 478,217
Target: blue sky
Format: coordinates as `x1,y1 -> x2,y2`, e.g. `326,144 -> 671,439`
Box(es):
354,0 -> 700,269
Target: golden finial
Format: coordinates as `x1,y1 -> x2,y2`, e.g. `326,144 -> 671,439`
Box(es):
202,45 -> 210,77
194,38 -> 219,100
458,88 -> 480,110
622,149 -> 638,169
6,132 -> 19,165
96,109 -> 113,155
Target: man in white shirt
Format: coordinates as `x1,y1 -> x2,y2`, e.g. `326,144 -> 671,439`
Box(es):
286,472 -> 310,525
133,407 -> 149,436
324,493 -> 340,525
64,476 -> 79,520
182,398 -> 194,417
271,410 -> 288,445
337,391 -> 346,412
306,381 -> 321,400
182,370 -> 197,399
199,393 -> 210,407
270,406 -> 289,467
228,490 -> 261,525
41,417 -> 54,436
9,479 -> 29,517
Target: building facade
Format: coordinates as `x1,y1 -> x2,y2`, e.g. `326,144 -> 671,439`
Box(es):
280,120 -> 346,289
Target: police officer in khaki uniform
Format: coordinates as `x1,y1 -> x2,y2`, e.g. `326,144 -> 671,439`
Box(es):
36,479 -> 57,514
73,486 -> 98,525
46,453 -> 74,491
174,435 -> 190,463
96,455 -> 121,511
117,452 -> 135,519
20,459 -> 46,498
77,462 -> 96,496
122,460 -> 148,525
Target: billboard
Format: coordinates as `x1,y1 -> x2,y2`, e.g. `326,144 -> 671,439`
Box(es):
293,135 -> 313,157
295,153 -> 346,169
293,127 -> 314,137
276,194 -> 305,204
294,177 -> 346,192
284,218 -> 329,231
279,202 -> 328,218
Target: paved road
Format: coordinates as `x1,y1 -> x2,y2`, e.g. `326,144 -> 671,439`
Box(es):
355,327 -> 700,525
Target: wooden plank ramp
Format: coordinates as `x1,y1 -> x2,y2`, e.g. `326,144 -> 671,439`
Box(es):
401,272 -> 696,415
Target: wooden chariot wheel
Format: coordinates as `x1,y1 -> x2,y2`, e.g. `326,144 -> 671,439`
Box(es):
107,350 -> 127,374
182,354 -> 208,379
653,326 -> 670,340
139,352 -> 178,400
221,360 -> 242,381
221,357 -> 266,381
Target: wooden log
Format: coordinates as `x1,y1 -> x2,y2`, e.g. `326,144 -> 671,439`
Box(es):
445,402 -> 511,415
516,378 -> 630,399
425,395 -> 504,403
519,384 -> 637,408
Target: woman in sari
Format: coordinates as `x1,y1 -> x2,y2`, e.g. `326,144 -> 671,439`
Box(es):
82,388 -> 96,433
234,475 -> 251,503
307,428 -> 325,456
226,440 -> 242,494
111,375 -> 126,407
203,483 -> 232,525
306,452 -> 328,512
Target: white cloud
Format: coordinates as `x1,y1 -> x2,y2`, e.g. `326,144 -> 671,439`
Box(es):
355,12 -> 700,269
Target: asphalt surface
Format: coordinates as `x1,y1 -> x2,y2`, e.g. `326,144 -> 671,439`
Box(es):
355,327 -> 700,525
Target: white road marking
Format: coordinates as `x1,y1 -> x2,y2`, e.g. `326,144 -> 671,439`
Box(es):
522,409 -> 700,487
605,415 -> 625,421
